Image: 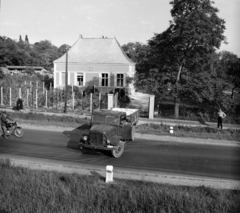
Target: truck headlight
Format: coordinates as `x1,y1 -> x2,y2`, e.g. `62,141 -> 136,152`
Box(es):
83,135 -> 88,141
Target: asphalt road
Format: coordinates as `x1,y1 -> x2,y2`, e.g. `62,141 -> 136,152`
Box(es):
0,128 -> 240,181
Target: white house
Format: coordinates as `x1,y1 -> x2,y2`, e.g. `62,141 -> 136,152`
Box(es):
53,37 -> 136,94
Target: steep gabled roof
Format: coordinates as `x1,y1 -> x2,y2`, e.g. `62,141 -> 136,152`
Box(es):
54,37 -> 134,65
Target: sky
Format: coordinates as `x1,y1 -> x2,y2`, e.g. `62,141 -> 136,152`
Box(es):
0,0 -> 239,56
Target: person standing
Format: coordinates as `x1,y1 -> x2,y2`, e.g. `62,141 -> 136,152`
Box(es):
217,109 -> 226,129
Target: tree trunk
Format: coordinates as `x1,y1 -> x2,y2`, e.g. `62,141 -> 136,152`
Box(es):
231,87 -> 236,99
174,97 -> 179,119
174,59 -> 185,119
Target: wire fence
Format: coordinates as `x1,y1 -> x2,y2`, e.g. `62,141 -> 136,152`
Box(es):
0,84 -> 110,112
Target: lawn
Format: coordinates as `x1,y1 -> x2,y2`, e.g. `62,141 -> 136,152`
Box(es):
0,159 -> 239,213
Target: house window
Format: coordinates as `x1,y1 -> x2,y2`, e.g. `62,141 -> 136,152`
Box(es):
117,74 -> 124,87
77,73 -> 84,86
102,73 -> 108,86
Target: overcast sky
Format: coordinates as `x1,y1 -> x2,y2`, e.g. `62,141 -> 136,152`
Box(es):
0,0 -> 239,56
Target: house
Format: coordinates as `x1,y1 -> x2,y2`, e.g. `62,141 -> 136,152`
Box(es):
4,66 -> 51,77
53,37 -> 136,94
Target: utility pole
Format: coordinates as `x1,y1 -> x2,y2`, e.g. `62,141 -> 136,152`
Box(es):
64,49 -> 69,113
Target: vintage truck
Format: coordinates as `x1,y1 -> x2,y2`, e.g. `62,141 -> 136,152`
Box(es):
78,108 -> 139,158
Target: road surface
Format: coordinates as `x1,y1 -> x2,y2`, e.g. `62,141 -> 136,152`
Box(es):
0,128 -> 239,181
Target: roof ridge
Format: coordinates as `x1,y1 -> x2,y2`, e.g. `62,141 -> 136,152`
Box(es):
54,37 -> 135,65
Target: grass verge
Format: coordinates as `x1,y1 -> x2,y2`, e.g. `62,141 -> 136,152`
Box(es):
0,159 -> 239,213
136,123 -> 240,141
7,111 -> 240,141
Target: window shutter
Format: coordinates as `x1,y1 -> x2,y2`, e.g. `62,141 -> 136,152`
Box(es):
62,72 -> 65,86
55,72 -> 59,86
70,72 -> 74,85
110,74 -> 114,87
114,73 -> 117,87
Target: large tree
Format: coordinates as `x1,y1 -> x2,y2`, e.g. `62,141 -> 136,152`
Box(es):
149,0 -> 226,118
33,40 -> 59,69
122,42 -> 149,63
217,51 -> 240,98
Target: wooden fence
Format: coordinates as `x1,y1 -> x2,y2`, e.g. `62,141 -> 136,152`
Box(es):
0,85 -> 115,112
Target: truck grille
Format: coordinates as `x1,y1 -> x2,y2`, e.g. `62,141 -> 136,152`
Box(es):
90,133 -> 103,146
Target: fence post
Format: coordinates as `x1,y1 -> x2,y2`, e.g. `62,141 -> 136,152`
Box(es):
72,85 -> 74,110
19,88 -> 21,99
9,87 -> 12,107
27,89 -> 29,107
1,87 -> 3,106
36,89 -> 38,109
107,94 -> 114,109
56,90 -> 58,109
90,93 -> 93,113
149,95 -> 155,119
114,92 -> 118,108
43,82 -> 45,92
45,90 -> 48,108
72,92 -> 75,110
81,92 -> 83,111
99,92 -> 101,109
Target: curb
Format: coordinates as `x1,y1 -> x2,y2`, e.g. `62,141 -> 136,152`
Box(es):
1,155 -> 239,190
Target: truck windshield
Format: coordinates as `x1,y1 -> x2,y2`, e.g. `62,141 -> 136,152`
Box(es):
105,116 -> 119,125
92,115 -> 119,125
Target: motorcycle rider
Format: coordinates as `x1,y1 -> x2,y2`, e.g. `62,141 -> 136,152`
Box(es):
1,111 -> 14,138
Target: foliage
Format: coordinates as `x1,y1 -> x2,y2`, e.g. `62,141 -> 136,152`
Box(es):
0,159 -> 239,213
8,111 -> 87,124
217,51 -> 240,98
122,42 -> 150,63
0,67 -> 5,79
0,36 -> 63,70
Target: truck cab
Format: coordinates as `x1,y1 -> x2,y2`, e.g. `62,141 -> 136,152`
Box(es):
79,108 -> 139,158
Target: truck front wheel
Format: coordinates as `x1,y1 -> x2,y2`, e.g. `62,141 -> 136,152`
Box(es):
111,141 -> 124,158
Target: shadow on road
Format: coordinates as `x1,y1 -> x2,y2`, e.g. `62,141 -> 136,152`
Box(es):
63,123 -> 116,158
63,123 -> 104,157
63,123 -> 91,151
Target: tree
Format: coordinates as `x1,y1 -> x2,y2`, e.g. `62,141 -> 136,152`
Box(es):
19,35 -> 23,43
58,44 -> 71,57
217,51 -> 240,98
149,0 -> 226,118
0,67 -> 5,79
25,35 -> 29,43
122,42 -> 149,63
33,40 -> 59,69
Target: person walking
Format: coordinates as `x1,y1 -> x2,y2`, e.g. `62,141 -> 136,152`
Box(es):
217,109 -> 226,129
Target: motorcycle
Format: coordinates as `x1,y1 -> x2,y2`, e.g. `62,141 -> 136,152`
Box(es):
2,121 -> 24,138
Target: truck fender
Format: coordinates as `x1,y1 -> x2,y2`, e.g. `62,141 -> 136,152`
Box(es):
110,135 -> 123,146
